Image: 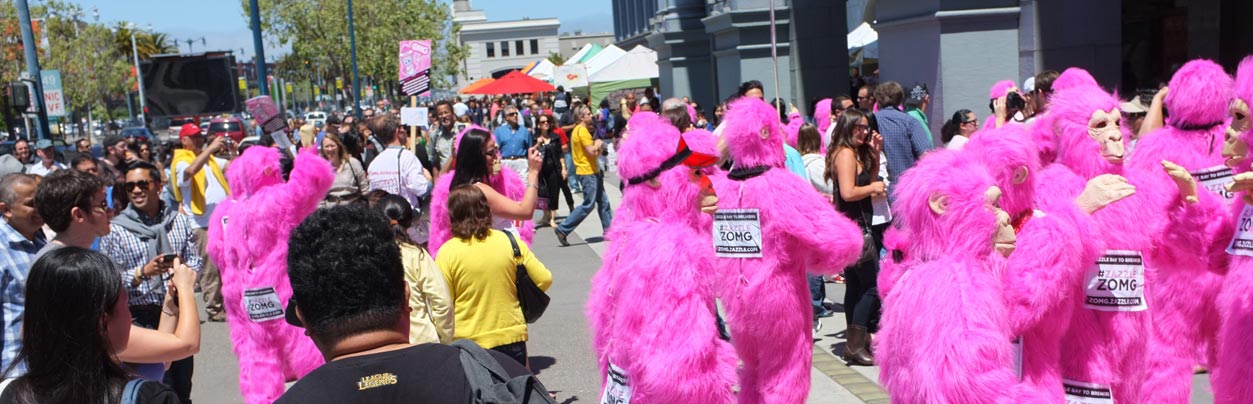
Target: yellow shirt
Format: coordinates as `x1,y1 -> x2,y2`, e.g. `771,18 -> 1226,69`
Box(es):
571,124 -> 598,176
435,230 -> 552,349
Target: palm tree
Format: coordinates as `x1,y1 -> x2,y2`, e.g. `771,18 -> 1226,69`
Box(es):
112,24 -> 177,60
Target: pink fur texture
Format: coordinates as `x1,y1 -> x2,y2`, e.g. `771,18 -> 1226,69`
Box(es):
426,168 -> 534,255
875,150 -> 1022,403
1129,58 -> 1234,404
714,96 -> 863,404
1214,55 -> 1253,404
784,111 -> 804,148
814,98 -> 833,135
723,97 -> 787,168
983,80 -> 1019,129
1052,68 -> 1100,92
966,126 -> 1105,402
1042,81 -> 1123,179
206,147 -> 333,404
586,117 -> 736,403
1163,59 -> 1234,128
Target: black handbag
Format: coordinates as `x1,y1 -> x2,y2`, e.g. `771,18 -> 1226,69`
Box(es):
504,231 -> 550,323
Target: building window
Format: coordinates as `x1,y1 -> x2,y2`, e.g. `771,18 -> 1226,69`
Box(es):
486,42 -> 495,58
501,41 -> 509,57
515,40 -> 524,56
530,39 -> 539,55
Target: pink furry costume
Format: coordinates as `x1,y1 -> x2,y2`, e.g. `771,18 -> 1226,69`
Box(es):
1126,59 -> 1234,404
1027,72 -> 1200,404
713,97 -> 863,404
982,80 -> 1018,129
206,147 -> 332,404
585,113 -> 735,404
965,126 -> 1103,403
876,150 -> 1028,403
1214,55 -> 1253,404
782,99 -> 832,150
427,125 -> 535,255
1030,68 -> 1105,165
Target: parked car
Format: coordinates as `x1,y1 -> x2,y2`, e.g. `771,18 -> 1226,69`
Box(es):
120,127 -> 155,141
166,117 -> 197,139
207,116 -> 246,143
304,111 -> 327,128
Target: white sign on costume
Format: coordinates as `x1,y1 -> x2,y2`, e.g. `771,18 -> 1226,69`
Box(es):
1083,250 -> 1147,312
1191,165 -> 1236,200
1228,203 -> 1253,256
243,287 -> 284,322
713,209 -> 763,258
599,363 -> 632,404
1062,379 -> 1115,404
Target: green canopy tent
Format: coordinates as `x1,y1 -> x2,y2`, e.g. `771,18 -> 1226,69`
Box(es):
586,45 -> 659,108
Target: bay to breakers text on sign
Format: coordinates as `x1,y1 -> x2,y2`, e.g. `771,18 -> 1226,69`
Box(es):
243,287 -> 284,323
713,209 -> 763,258
1083,250 -> 1147,312
1191,165 -> 1236,201
1063,379 -> 1115,404
599,363 -> 632,404
1228,203 -> 1253,257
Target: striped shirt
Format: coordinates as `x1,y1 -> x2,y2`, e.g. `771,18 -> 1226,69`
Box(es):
0,220 -> 47,376
100,206 -> 203,307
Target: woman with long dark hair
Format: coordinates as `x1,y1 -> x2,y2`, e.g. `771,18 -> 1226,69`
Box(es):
371,193 -> 454,344
1,247 -> 180,403
941,109 -> 978,150
427,127 -> 542,254
823,108 -> 886,366
533,114 -> 572,227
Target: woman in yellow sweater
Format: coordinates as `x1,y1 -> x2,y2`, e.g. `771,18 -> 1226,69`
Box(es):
436,185 -> 553,367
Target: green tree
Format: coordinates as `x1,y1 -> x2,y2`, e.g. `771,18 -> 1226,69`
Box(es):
245,0 -> 468,96
546,51 -> 565,66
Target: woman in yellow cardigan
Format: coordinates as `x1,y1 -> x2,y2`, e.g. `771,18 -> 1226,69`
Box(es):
371,192 -> 455,344
437,185 -> 553,367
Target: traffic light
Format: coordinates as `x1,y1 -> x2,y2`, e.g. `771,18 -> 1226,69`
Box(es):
6,82 -> 30,111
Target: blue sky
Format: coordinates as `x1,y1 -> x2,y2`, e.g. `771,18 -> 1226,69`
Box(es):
60,0 -> 612,60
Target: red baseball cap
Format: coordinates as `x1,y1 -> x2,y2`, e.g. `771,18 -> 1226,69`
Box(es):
178,123 -> 203,138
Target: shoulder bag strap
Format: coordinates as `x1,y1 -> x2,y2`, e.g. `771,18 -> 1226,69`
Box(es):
502,230 -> 522,259
121,378 -> 146,404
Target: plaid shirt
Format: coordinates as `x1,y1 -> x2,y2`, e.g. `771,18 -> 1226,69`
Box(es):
0,220 -> 47,376
100,205 -> 203,307
875,106 -> 935,202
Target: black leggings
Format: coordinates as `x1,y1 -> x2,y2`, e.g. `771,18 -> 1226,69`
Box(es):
844,222 -> 888,332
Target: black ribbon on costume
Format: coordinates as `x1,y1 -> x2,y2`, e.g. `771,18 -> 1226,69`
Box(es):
1176,121 -> 1225,131
727,165 -> 771,181
626,148 -> 694,186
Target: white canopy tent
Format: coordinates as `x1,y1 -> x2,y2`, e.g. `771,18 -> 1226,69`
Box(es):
527,58 -> 555,82
590,45 -> 658,82
567,44 -> 596,65
583,44 -> 628,77
847,22 -> 878,59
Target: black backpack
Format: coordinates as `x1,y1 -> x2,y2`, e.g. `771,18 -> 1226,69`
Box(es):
453,340 -> 557,404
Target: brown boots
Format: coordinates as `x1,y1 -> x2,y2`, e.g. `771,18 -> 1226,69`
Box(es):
845,325 -> 875,366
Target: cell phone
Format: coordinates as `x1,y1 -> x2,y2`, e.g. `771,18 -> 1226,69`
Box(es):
161,254 -> 178,264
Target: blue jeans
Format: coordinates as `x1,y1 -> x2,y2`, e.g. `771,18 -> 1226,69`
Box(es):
564,151 -> 581,193
808,274 -> 827,318
557,173 -> 612,235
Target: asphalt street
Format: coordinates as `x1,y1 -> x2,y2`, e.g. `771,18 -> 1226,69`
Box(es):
184,157 -> 1217,404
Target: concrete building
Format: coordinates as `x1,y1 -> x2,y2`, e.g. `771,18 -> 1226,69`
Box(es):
558,32 -> 616,61
616,0 -> 1252,143
612,0 -> 849,117
453,0 -> 560,88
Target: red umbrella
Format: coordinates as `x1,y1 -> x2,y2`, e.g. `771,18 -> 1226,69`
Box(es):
468,70 -> 555,95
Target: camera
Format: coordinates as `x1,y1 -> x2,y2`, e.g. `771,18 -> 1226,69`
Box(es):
1006,92 -> 1027,112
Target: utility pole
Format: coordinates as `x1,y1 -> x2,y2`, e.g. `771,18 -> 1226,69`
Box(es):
15,0 -> 50,141
131,28 -> 148,124
348,0 -> 362,120
249,0 -> 269,95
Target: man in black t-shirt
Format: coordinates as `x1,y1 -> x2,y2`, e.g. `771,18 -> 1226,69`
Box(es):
278,206 -> 534,403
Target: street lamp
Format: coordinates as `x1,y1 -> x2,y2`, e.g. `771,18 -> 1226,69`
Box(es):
125,22 -> 150,124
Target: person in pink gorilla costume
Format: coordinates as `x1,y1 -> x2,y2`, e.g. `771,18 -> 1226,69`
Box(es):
782,99 -> 833,150
1127,59 -> 1235,404
1030,71 -> 1207,404
1214,55 -> 1253,404
964,126 -> 1132,403
427,125 -> 536,255
1030,68 -> 1105,165
206,146 -> 333,404
585,113 -> 733,404
983,80 -> 1020,129
713,97 -> 863,404
876,150 -> 1022,403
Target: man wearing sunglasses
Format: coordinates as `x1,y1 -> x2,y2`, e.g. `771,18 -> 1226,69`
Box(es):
101,162 -> 203,401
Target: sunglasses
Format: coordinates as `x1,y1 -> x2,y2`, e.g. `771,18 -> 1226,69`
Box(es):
507,112 -> 518,116
123,180 -> 154,192
538,120 -> 550,124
